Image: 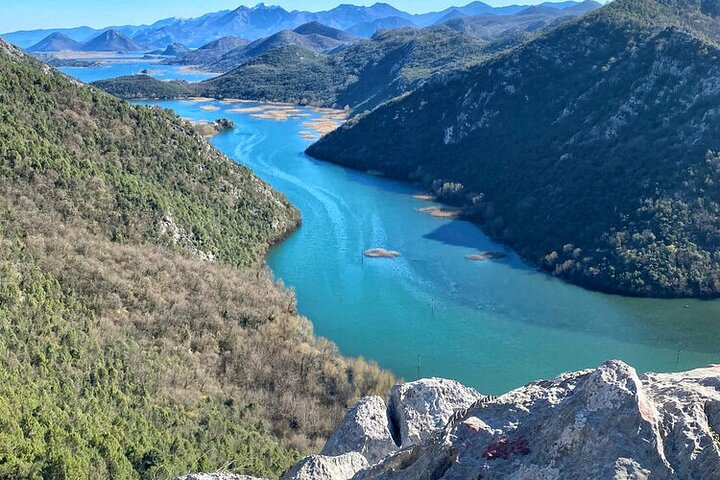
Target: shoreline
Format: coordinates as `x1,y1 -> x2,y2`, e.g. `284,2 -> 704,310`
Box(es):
303,151 -> 718,301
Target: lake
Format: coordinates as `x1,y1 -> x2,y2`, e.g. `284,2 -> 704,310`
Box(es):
129,98 -> 720,395
58,54 -> 215,83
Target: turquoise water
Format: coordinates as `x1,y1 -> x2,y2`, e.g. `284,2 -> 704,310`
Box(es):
59,56 -> 215,83
136,99 -> 720,395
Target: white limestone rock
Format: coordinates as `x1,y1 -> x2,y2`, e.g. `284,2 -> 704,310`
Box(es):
178,474 -> 267,480
321,396 -> 398,464
348,361 -> 720,480
387,377 -> 484,447
282,452 -> 369,480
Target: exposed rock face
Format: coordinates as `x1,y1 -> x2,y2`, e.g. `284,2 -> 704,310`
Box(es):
178,475 -> 267,480
281,453 -> 369,480
284,361 -> 720,480
388,378 -> 483,447
321,396 -> 398,463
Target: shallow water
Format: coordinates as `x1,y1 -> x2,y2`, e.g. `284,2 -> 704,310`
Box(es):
133,98 -> 720,394
58,56 -> 214,83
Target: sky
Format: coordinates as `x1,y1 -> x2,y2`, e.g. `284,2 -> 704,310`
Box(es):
1,0 -> 567,33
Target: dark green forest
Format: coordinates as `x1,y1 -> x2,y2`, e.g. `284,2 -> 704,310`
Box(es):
309,0 -> 720,298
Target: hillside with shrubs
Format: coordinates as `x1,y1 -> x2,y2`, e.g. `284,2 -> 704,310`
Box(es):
0,39 -> 394,479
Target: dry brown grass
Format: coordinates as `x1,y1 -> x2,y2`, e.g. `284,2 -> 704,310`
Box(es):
1,193 -> 396,454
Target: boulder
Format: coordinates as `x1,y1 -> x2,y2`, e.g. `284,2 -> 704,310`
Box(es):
282,452 -> 369,480
321,396 -> 397,464
178,475 -> 267,480
350,361 -> 720,479
387,378 -> 483,447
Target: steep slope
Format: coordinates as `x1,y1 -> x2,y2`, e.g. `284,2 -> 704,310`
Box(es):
27,32 -> 82,52
0,38 -> 394,478
95,26 -> 490,111
161,42 -> 190,56
188,26 -> 486,111
203,45 -> 341,104
162,36 -> 250,66
308,0 -> 720,298
206,25 -> 355,73
293,21 -> 356,42
83,29 -> 144,51
282,361 -> 720,479
346,16 -> 417,38
441,2 -> 601,41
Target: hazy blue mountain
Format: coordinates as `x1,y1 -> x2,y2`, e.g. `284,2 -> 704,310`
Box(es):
27,32 -> 82,52
2,18 -> 176,49
441,1 -> 601,39
3,1 -> 597,49
206,23 -> 357,72
414,2 -> 528,26
293,21 -> 357,41
162,35 -> 250,65
346,16 -> 418,37
562,0 -> 604,14
161,42 -> 190,56
82,29 -> 144,52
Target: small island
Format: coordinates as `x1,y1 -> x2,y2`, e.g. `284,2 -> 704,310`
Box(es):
466,251 -> 508,262
364,248 -> 401,258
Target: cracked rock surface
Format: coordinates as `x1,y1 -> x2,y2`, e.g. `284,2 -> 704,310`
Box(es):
283,361 -> 720,480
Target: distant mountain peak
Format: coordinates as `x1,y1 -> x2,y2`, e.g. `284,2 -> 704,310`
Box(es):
27,32 -> 82,52
83,29 -> 144,51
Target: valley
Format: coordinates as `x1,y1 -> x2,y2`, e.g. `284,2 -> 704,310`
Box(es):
4,0 -> 720,478
135,97 -> 720,396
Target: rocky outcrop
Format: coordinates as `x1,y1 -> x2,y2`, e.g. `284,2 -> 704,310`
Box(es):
281,453 -> 369,480
178,475 -> 267,480
387,378 -> 483,447
321,396 -> 397,463
283,361 -> 720,480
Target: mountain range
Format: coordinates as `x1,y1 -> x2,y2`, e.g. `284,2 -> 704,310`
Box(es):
28,29 -> 144,52
4,1 -> 601,49
94,2 -> 596,111
198,22 -> 356,72
307,0 -> 720,298
93,24 -> 495,110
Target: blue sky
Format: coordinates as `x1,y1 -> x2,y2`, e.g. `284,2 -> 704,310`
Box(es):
2,0 -> 568,33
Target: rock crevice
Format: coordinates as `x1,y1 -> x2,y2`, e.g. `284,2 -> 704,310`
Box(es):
282,361 -> 720,480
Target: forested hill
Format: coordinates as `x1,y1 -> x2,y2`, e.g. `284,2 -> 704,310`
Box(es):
94,26 -> 490,113
308,0 -> 720,298
0,38 -> 393,479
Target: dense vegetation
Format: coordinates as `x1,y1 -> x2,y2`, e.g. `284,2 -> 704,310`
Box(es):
0,38 -> 394,479
205,23 -> 356,73
92,74 -> 194,99
162,36 -> 250,67
308,0 -> 720,298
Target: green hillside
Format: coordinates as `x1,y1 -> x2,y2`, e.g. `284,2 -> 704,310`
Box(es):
93,26 -> 490,113
0,38 -> 393,479
308,0 -> 720,298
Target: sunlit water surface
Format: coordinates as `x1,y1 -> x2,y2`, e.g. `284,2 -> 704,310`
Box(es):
58,54 -> 214,83
100,94 -> 720,394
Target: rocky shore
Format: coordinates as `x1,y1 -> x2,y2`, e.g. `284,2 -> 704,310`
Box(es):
186,361 -> 720,479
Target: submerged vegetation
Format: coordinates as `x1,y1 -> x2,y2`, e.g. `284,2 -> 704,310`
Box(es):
0,39 -> 394,479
